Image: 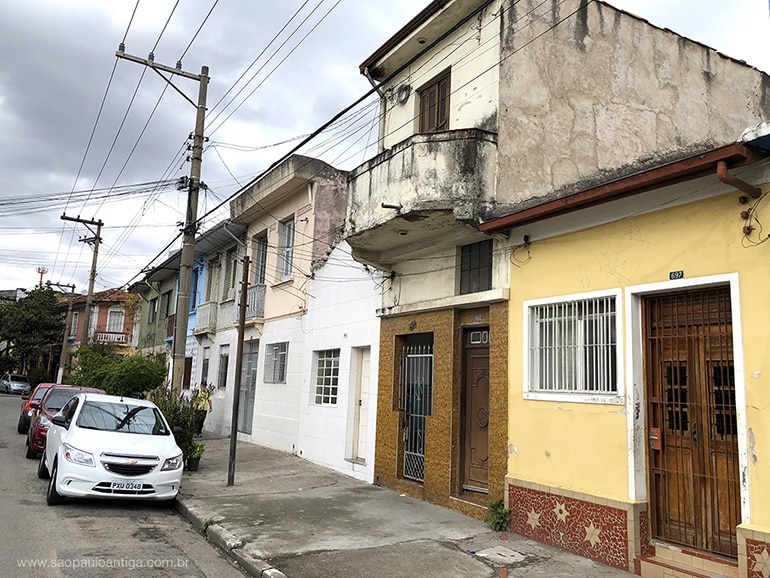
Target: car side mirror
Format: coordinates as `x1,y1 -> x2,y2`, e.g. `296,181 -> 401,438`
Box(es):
29,400 -> 40,409
22,395 -> 29,400
51,414 -> 68,429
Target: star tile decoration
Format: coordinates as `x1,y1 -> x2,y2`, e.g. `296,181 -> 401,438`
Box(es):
584,521 -> 601,548
553,502 -> 569,523
753,547 -> 770,578
526,508 -> 541,530
508,485 -> 629,570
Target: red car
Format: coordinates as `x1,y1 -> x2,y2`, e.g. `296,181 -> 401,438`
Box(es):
26,384 -> 105,459
17,383 -> 55,434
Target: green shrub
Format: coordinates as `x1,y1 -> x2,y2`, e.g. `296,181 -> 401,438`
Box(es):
147,386 -> 199,458
28,367 -> 52,387
485,499 -> 510,532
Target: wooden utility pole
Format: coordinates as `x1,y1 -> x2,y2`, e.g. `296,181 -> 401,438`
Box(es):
47,281 -> 75,382
228,255 -> 249,486
116,48 -> 210,394
61,214 -> 103,344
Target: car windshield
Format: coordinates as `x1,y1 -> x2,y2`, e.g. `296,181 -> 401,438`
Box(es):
32,387 -> 51,402
44,389 -> 77,412
11,375 -> 29,384
76,401 -> 170,436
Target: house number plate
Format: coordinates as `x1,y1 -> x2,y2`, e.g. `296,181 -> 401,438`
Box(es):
669,270 -> 684,280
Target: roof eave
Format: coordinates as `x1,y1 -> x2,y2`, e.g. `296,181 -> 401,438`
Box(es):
480,143 -> 768,234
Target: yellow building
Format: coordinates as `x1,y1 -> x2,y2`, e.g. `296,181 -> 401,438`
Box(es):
482,133 -> 770,576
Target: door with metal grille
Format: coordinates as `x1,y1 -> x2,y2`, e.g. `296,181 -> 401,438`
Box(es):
644,288 -> 739,557
399,339 -> 433,482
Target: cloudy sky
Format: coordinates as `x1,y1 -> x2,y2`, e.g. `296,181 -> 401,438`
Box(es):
1,0 -> 769,295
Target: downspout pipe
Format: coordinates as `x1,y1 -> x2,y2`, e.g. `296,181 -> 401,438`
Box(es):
717,160 -> 761,198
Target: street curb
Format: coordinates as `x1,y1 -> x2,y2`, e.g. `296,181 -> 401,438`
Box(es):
173,496 -> 286,578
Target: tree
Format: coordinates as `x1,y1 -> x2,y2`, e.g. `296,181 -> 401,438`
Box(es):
69,344 -> 167,398
0,286 -> 63,373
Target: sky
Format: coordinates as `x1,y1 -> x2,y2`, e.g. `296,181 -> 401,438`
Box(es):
1,0 -> 769,296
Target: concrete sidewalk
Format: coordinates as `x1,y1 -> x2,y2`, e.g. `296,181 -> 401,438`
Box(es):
173,436 -> 634,578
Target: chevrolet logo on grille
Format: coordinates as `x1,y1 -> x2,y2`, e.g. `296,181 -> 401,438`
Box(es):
127,459 -> 137,465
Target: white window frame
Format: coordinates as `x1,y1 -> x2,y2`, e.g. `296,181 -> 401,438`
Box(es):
69,311 -> 79,337
279,218 -> 295,280
107,309 -> 125,333
523,288 -> 623,405
264,342 -> 289,384
314,349 -> 340,406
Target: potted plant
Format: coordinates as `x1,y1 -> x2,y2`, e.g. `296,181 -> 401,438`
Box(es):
186,441 -> 205,471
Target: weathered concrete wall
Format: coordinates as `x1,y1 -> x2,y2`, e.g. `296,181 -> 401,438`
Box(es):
376,0 -> 500,151
493,0 -> 770,216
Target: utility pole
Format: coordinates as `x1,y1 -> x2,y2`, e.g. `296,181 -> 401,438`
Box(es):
228,255 -> 249,486
116,48 -> 210,394
61,214 -> 103,344
48,281 -> 76,382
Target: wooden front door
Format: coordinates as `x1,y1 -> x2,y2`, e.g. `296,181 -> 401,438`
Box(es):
644,288 -> 739,557
462,328 -> 490,492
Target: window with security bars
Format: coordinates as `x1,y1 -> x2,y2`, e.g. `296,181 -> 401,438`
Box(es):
314,349 -> 340,405
460,240 -> 492,294
419,70 -> 450,134
264,341 -> 289,384
528,294 -> 618,394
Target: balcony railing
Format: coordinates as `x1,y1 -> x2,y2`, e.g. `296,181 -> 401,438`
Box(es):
194,301 -> 217,335
94,331 -> 128,344
245,284 -> 266,319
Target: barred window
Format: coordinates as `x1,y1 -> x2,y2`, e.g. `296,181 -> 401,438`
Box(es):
528,294 -> 618,395
264,342 -> 289,384
314,349 -> 340,405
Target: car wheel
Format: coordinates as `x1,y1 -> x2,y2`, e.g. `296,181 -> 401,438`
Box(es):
38,452 -> 50,479
25,437 -> 38,460
46,460 -> 64,506
17,414 -> 28,435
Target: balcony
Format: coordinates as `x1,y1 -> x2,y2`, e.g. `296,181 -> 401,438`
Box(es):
94,331 -> 128,344
346,128 -> 497,267
194,301 -> 217,335
245,284 -> 266,320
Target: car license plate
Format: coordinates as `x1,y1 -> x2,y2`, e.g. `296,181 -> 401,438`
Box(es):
111,480 -> 143,491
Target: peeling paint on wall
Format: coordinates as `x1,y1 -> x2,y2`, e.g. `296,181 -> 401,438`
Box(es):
749,428 -> 758,465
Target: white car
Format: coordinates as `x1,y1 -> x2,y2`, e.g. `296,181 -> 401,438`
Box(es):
40,392 -> 184,505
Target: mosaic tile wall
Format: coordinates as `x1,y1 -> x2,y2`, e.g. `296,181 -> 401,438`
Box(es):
373,303 -> 508,520
744,535 -> 770,578
508,483 -> 631,571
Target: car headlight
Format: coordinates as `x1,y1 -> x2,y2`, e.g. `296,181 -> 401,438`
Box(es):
63,443 -> 95,467
38,416 -> 52,429
161,454 -> 184,471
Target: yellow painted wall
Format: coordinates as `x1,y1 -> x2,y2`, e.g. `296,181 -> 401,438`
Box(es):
507,190 -> 770,522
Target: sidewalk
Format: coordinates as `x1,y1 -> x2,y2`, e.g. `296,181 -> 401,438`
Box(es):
173,436 -> 635,578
